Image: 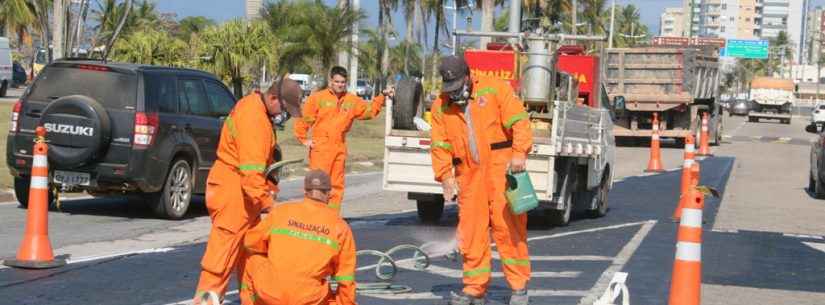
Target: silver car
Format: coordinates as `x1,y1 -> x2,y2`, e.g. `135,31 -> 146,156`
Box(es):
729,99 -> 749,116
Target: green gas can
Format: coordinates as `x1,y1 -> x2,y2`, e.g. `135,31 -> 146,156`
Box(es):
505,171 -> 539,214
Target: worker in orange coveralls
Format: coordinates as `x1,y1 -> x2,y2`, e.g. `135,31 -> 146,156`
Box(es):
239,169 -> 357,305
193,77 -> 304,305
429,56 -> 533,305
294,66 -> 394,212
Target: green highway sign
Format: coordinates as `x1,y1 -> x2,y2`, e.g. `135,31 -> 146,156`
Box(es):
724,39 -> 769,59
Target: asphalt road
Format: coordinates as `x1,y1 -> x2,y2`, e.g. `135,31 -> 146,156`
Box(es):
2,115 -> 825,304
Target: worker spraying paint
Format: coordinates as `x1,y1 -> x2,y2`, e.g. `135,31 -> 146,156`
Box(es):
430,56 -> 533,305
294,66 -> 395,212
193,77 -> 303,305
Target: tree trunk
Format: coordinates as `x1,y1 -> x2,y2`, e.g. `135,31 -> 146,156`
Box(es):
377,4 -> 385,92
479,0 -> 494,48
381,5 -> 391,86
431,2 -> 441,85
337,0 -> 349,68
103,0 -> 133,61
403,2 -> 414,75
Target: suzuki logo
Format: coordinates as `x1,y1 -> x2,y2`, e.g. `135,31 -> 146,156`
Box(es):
44,123 -> 94,136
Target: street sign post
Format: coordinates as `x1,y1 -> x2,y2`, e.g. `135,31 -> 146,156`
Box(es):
724,39 -> 769,59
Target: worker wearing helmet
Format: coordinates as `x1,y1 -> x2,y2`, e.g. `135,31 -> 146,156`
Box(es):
429,56 -> 533,305
294,66 -> 394,212
194,77 -> 303,305
240,170 -> 357,305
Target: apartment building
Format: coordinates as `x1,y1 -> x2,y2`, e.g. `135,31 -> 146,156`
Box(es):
246,0 -> 263,20
661,7 -> 687,36
802,6 -> 825,64
677,0 -> 808,61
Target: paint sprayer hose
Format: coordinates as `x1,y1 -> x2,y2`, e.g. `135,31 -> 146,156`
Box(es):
331,244 -> 431,295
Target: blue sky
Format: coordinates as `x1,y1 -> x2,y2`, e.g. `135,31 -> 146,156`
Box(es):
156,0 -> 825,39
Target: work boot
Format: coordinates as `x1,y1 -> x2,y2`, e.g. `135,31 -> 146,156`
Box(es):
509,289 -> 529,305
449,291 -> 486,305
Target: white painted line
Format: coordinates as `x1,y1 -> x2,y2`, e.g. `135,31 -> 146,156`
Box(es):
527,220 -> 655,243
711,228 -> 739,234
0,247 -> 176,270
164,290 -> 240,305
784,233 -> 825,240
803,242 -> 825,254
491,253 -> 613,261
396,260 -> 580,279
577,220 -> 657,305
367,289 -> 589,300
0,194 -> 95,206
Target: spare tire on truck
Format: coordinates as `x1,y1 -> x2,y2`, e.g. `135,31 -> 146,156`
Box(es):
392,78 -> 423,130
39,95 -> 112,168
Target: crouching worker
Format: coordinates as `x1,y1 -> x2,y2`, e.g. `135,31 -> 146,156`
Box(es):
240,170 -> 357,305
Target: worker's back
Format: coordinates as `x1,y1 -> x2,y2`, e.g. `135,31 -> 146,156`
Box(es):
243,198 -> 357,305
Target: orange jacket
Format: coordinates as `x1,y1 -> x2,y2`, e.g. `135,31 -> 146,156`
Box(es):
244,198 -> 357,305
430,75 -> 532,182
208,93 -> 276,214
294,89 -> 385,146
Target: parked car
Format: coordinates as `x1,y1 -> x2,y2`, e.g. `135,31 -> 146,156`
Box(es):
12,61 -> 26,87
0,37 -> 13,96
6,60 -> 244,219
807,122 -> 825,198
356,79 -> 373,99
729,99 -> 750,116
811,104 -> 825,123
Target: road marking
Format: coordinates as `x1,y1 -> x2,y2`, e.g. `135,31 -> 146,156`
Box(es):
0,247 -> 176,270
784,233 -> 825,240
711,228 -> 739,234
396,260 -> 580,279
526,220 -> 655,243
491,253 -> 613,261
577,220 -> 657,305
803,242 -> 825,254
0,194 -> 95,206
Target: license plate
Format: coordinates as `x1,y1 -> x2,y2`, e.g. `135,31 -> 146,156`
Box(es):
53,170 -> 91,186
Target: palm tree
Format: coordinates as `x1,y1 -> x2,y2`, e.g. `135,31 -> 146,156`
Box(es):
199,20 -> 276,97
422,0 -> 448,83
581,0 -> 607,35
93,0 -> 157,50
614,4 -> 646,47
262,1 -> 364,76
102,0 -> 133,61
113,28 -> 187,67
378,0 -> 398,88
0,0 -> 37,48
176,16 -> 215,41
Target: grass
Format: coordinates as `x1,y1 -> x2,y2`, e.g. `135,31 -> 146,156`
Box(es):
0,103 -> 13,189
276,112 -> 387,177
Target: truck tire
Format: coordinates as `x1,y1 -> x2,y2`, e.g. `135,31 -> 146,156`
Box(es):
392,79 -> 422,130
416,196 -> 444,224
0,80 -> 8,97
586,172 -> 610,218
548,165 -> 575,226
14,176 -> 56,209
810,172 -> 825,199
147,158 -> 193,219
39,95 -> 112,168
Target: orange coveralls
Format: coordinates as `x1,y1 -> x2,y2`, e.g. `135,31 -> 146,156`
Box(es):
240,198 -> 357,305
429,75 -> 533,297
294,89 -> 385,211
195,93 -> 277,303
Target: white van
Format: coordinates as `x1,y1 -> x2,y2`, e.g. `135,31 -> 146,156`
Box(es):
287,73 -> 312,97
0,37 -> 13,96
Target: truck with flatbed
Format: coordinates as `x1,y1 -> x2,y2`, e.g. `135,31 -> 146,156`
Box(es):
382,30 -> 616,226
748,77 -> 794,124
605,44 -> 723,145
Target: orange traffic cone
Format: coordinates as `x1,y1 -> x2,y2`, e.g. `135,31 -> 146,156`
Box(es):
680,135 -> 696,196
673,162 -> 701,221
3,126 -> 65,269
646,113 -> 665,173
668,188 -> 704,305
697,112 -> 712,156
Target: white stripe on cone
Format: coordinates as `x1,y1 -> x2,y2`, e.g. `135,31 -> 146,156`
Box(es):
685,145 -> 695,153
683,159 -> 694,168
675,241 -> 702,262
680,208 -> 703,228
33,155 -> 48,167
30,176 -> 49,189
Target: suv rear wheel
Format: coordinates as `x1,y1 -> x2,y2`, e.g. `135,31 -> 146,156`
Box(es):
0,80 -> 8,97
147,159 -> 193,219
14,177 -> 56,208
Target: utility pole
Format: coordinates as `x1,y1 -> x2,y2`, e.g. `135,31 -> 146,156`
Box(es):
818,29 -> 822,103
53,0 -> 65,60
608,0 -> 615,48
337,0 -> 350,69
508,0 -> 521,45
571,0 -> 578,35
349,0 -> 359,91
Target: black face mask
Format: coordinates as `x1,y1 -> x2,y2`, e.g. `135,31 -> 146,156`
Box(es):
272,111 -> 290,130
448,80 -> 471,106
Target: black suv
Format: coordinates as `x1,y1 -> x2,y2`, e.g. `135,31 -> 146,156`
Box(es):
6,60 -> 238,219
